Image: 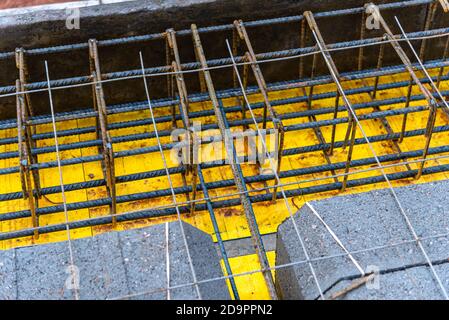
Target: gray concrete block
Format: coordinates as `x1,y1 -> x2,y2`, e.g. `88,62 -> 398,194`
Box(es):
0,249 -> 16,300
172,222 -> 231,300
119,223 -> 168,300
328,262 -> 449,300
0,221 -> 230,300
73,231 -> 129,300
275,180 -> 449,300
16,241 -> 72,300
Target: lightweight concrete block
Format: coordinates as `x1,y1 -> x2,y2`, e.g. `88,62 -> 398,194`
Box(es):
73,231 -> 129,300
0,221 -> 230,300
276,181 -> 449,300
16,241 -> 72,300
0,250 -> 16,300
170,222 -> 231,300
327,260 -> 449,300
119,224 -> 168,300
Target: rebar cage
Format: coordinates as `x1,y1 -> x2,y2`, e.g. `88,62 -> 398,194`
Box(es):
1,0 -> 449,299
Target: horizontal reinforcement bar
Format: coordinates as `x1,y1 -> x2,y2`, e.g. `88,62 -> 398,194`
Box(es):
0,68 -> 447,146
2,120 -> 449,220
0,89 -> 444,175
0,80 -> 446,177
1,54 -> 447,137
0,26 -> 447,96
0,0 -> 432,61
1,160 -> 447,241
0,55 -> 447,131
1,138 -> 448,203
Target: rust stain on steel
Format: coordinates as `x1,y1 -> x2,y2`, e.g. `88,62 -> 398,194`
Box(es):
219,207 -> 241,217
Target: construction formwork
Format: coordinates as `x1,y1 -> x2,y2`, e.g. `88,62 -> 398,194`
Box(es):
0,0 -> 449,299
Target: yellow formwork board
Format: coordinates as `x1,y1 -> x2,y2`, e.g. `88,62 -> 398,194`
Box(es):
1,69 -> 449,299
221,251 -> 276,300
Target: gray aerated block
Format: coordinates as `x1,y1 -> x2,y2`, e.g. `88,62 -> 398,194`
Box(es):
275,180 -> 449,300
0,221 -> 230,300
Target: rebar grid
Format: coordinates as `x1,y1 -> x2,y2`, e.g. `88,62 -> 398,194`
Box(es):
1,0 -> 449,300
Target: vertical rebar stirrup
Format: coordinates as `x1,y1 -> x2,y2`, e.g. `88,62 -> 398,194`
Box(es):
15,48 -> 41,197
191,24 -> 278,300
165,31 -> 177,128
166,29 -> 239,297
234,20 -> 286,201
304,11 -> 357,191
366,3 -> 439,179
358,8 -> 411,172
166,29 -> 198,214
88,39 -> 117,226
396,0 -> 438,142
298,16 -> 339,182
232,24 -> 250,130
16,79 -> 39,239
